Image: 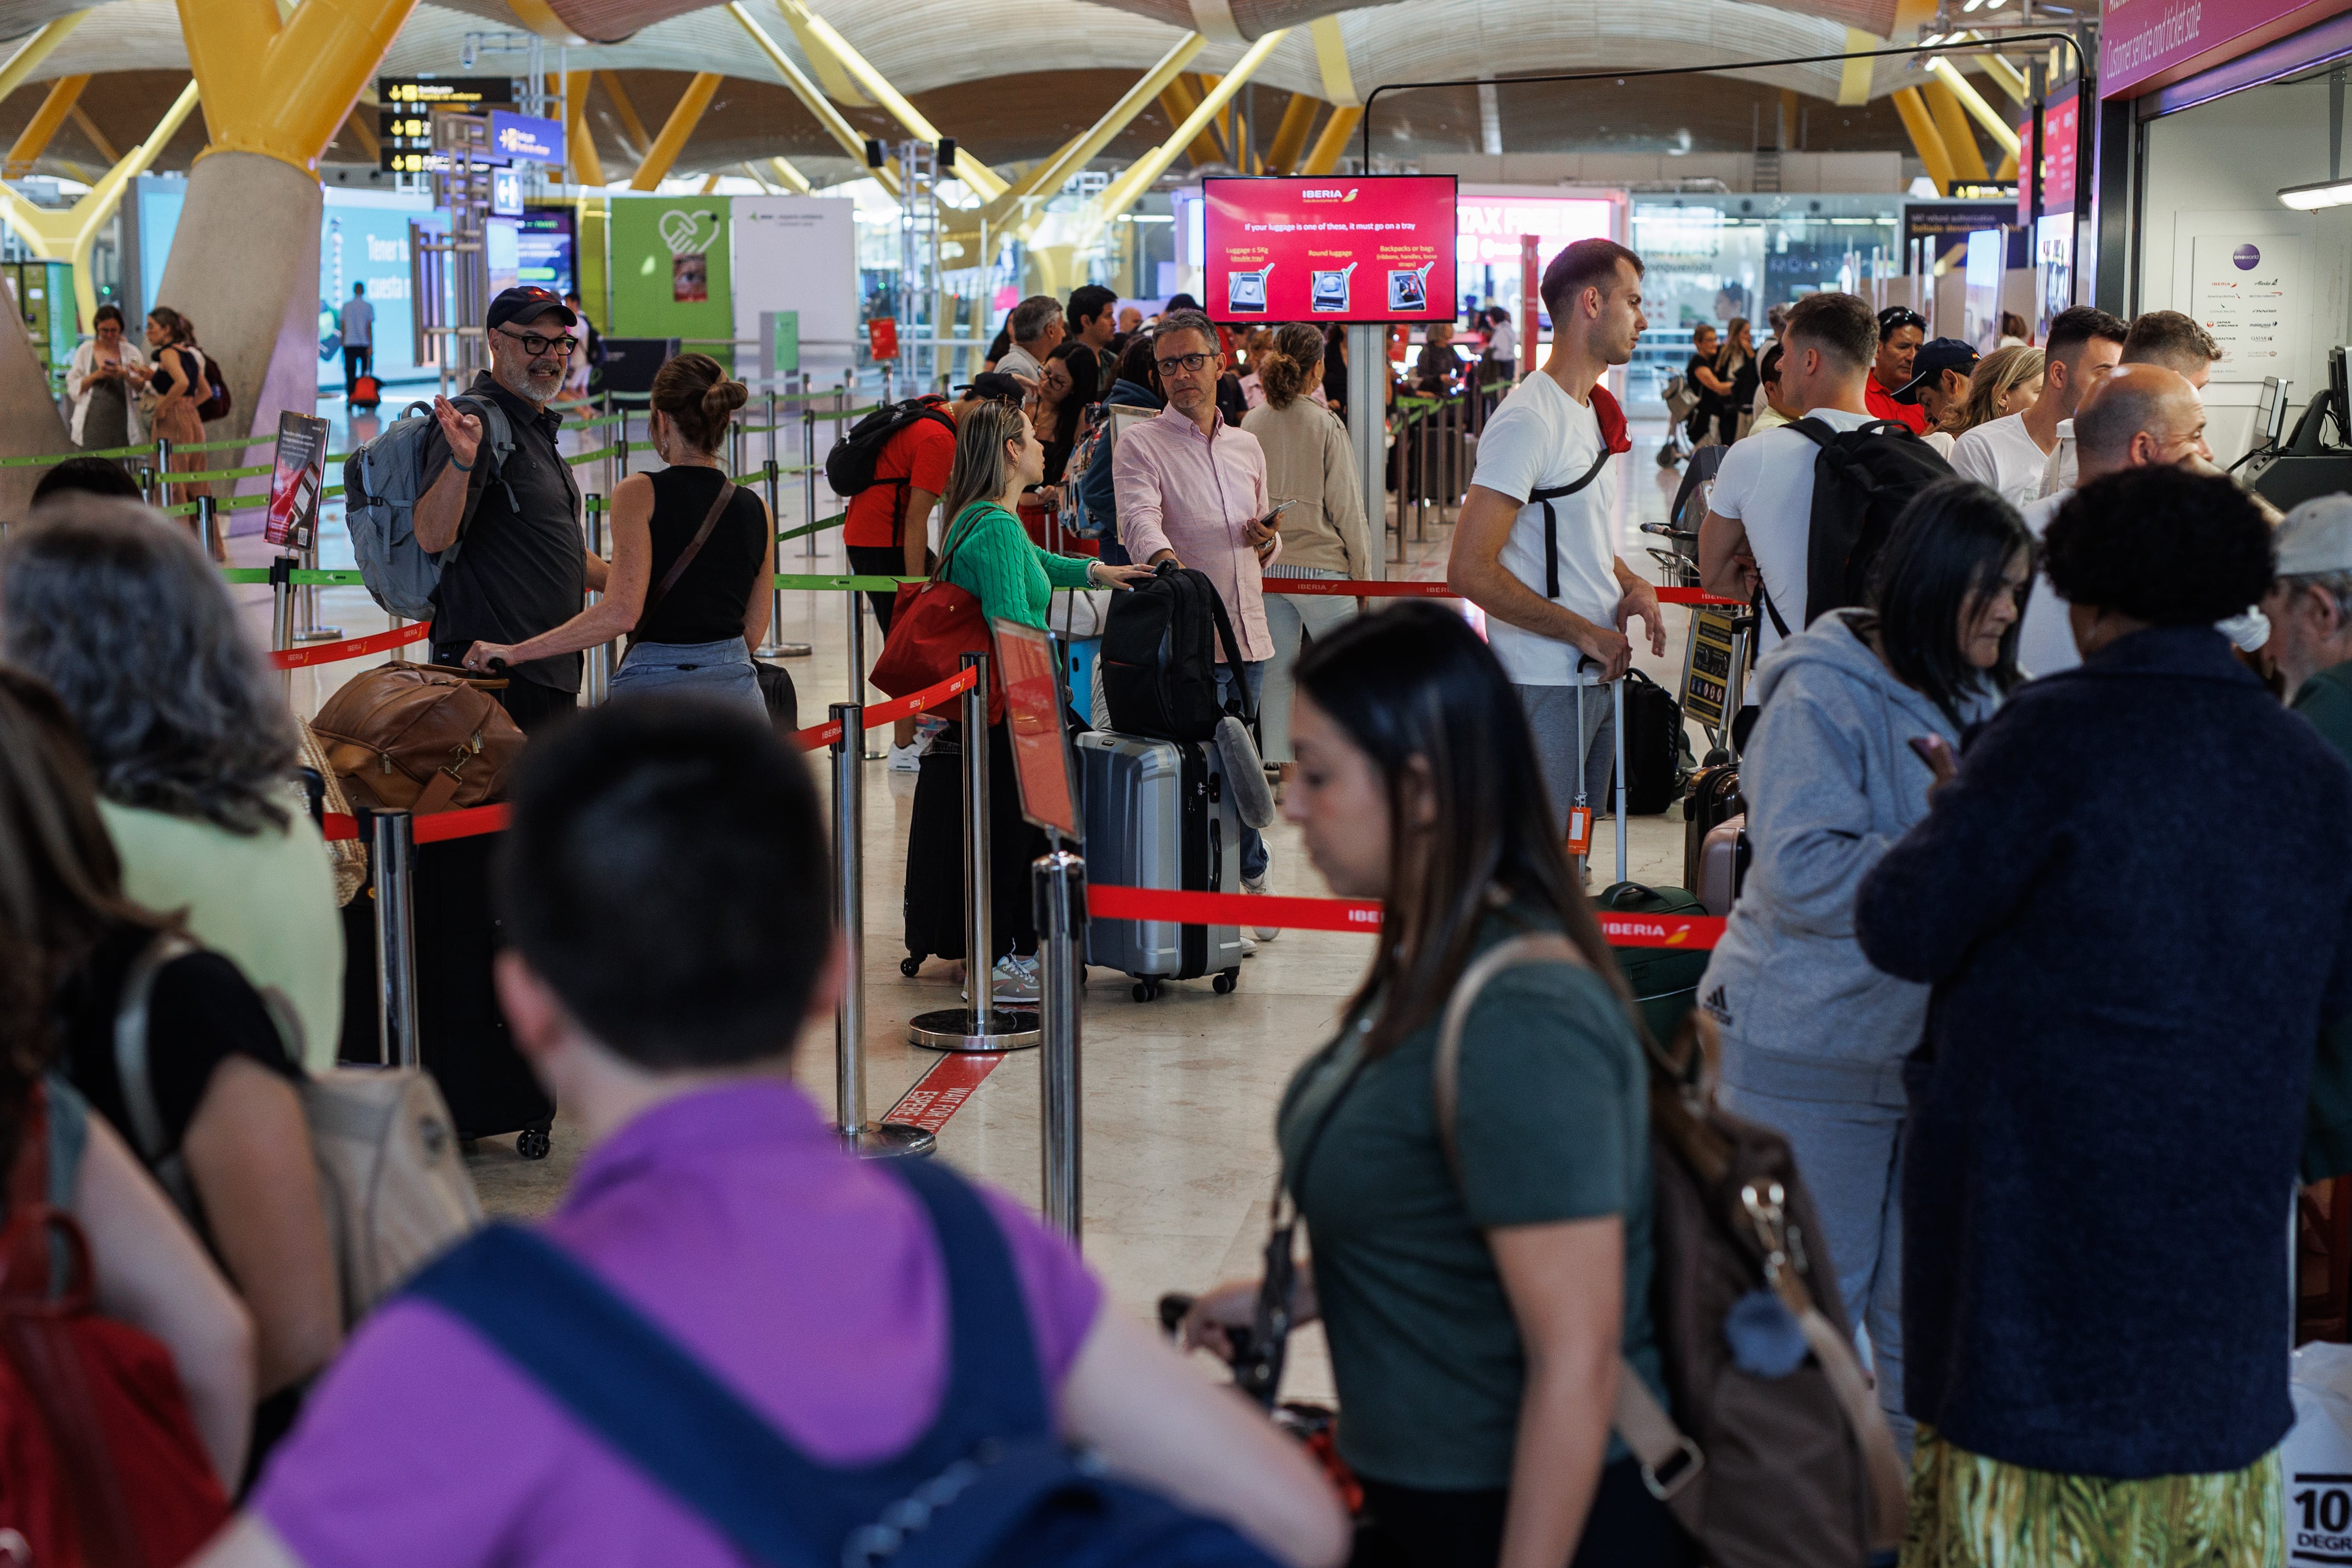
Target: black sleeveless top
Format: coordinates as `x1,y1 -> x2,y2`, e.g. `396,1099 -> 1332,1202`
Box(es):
637,466 -> 766,645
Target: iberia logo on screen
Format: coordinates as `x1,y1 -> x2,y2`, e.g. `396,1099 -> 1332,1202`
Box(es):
1300,188 -> 1362,202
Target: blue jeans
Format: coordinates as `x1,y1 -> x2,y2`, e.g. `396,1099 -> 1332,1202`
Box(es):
609,638 -> 764,713
1213,660 -> 1268,882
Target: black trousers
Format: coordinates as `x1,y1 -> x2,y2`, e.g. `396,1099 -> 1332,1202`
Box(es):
845,543 -> 912,634
343,344 -> 372,395
903,719 -> 1043,964
1350,1459 -> 1695,1568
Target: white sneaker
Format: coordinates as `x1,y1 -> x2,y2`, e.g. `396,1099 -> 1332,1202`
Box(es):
1240,934 -> 1259,956
1242,874 -> 1281,941
961,953 -> 1040,1005
886,741 -> 923,773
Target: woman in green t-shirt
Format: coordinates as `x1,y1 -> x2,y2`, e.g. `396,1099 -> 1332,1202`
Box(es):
902,399 -> 1148,999
1180,603 -> 1689,1568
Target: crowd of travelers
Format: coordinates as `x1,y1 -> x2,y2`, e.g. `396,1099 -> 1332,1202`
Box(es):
0,232 -> 2347,1568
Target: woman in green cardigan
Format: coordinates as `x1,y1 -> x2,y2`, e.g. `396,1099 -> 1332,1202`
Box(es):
905,398 -> 1150,1000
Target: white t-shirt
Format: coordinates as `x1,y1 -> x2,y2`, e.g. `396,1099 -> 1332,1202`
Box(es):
2016,489 -> 2078,677
1949,411 -> 2050,510
1708,408 -> 1876,661
1472,373 -> 1620,685
1488,321 -> 1517,361
2039,418 -> 2077,498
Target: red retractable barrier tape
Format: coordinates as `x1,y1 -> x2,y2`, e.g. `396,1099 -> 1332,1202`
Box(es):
269,621 -> 431,670
1256,580 -> 1740,607
791,665 -> 978,751
1085,884 -> 1723,949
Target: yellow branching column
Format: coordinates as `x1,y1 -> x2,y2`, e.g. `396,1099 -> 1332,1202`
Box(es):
157,0 -> 419,472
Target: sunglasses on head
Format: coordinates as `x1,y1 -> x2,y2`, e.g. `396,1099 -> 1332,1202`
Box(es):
1880,309 -> 1926,331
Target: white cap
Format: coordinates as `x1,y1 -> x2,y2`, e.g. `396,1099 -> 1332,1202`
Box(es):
2276,494 -> 2352,577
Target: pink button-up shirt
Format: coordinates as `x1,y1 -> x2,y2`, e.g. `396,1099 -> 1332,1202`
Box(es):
1112,404 -> 1278,661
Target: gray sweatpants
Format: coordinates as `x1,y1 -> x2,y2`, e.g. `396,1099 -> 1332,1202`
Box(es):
1516,681 -> 1617,842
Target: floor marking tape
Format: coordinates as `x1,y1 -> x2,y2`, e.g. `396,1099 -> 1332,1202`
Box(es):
881,1051 -> 1004,1134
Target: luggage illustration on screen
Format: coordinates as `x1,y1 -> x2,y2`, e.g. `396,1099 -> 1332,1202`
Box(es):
1227,264 -> 1272,315
1388,262 -> 1434,314
1311,263 -> 1356,313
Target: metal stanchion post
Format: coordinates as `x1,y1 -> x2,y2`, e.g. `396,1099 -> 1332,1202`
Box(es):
584,497 -> 610,705
269,555 -> 295,697
295,531 -> 341,641
756,455 -> 802,658
197,495 -> 221,563
909,652 -> 1039,1052
617,428 -> 630,478
833,701 -> 934,1157
801,371 -> 818,560
370,809 -> 421,1069
154,437 -> 171,510
1034,848 -> 1085,1240
138,464 -> 156,505
847,583 -> 880,759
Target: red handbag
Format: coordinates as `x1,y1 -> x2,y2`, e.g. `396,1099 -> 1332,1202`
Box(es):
870,506 -> 1006,724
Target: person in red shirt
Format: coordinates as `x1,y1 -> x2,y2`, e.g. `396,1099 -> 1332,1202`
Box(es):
843,396 -> 961,767
1866,306 -> 1928,434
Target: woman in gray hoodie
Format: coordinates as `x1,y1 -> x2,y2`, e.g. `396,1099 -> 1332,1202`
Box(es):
1698,479 -> 2032,1456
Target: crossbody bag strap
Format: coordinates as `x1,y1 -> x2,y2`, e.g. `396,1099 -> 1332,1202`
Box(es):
112,930 -> 203,1219
1527,442 -> 1613,601
1430,931 -> 1699,1492
644,478 -> 738,617
1204,581 -> 1257,724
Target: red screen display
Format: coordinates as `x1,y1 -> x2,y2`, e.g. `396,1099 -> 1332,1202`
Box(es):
1202,176 -> 1457,325
990,618 -> 1080,841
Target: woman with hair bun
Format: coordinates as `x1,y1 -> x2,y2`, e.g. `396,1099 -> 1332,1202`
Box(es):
463,351 -> 774,710
1241,321 -> 1371,771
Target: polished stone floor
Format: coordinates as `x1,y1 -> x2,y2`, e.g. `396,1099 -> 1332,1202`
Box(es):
235,394 -> 1703,1402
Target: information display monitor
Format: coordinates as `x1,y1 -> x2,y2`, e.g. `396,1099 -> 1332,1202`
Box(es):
990,618 -> 1080,841
1202,175 -> 1457,325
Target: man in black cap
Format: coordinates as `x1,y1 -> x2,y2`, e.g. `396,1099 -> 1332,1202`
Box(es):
1894,337 -> 1979,449
412,285 -> 598,735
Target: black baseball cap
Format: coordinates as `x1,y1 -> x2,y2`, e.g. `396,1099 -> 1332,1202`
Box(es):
488,285 -> 578,330
1893,337 -> 1978,403
1877,305 -> 1927,338
959,371 -> 1028,403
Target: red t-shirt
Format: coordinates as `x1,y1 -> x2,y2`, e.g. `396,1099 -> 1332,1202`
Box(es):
841,406 -> 956,549
1865,380 -> 1928,434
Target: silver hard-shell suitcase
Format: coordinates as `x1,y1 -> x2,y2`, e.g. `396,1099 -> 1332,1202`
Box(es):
1076,729 -> 1245,1001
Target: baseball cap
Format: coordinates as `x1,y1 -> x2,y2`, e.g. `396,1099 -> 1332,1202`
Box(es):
1893,338 -> 1979,403
487,286 -> 578,330
2276,495 -> 2352,577
959,371 -> 1028,404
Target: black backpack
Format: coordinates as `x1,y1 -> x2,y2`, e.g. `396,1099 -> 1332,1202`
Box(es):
1766,417 -> 1952,637
1101,563 -> 1253,742
1619,669 -> 1692,814
822,398 -> 955,544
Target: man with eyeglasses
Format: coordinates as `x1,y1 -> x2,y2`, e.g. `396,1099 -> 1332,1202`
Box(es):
1114,307 -> 1284,933
1866,306 -> 1929,435
412,285 -> 603,735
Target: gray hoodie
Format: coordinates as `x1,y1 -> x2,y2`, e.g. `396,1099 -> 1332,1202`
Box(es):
1699,610 -> 2002,1105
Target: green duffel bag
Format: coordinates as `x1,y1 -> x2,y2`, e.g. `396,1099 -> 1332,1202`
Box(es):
1594,881 -> 1712,1044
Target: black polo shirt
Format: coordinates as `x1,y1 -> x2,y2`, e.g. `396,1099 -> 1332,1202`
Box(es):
426,371 -> 584,693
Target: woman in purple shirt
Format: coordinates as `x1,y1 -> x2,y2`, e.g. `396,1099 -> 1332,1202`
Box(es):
195,701 -> 1348,1568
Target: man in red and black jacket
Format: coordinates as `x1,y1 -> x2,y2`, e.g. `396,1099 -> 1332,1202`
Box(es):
842,394 -> 959,768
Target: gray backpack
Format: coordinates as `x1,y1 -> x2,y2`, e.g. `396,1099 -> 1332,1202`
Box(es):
343,396 -> 516,620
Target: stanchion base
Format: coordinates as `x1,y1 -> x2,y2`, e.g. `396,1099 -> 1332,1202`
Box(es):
757,641 -> 814,659
908,1007 -> 1040,1053
850,1121 -> 937,1159
295,627 -> 345,641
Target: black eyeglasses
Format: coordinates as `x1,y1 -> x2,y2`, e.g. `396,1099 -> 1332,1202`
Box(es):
495,327 -> 575,356
1155,351 -> 1215,376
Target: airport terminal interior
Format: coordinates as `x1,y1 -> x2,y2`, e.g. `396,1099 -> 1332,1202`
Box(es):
18,0 -> 2352,1562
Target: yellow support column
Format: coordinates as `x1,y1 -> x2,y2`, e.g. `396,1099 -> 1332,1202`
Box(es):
982,34 -> 1207,229
1921,78 -> 1989,183
1298,104 -> 1363,177
177,0 -> 419,171
727,3 -> 900,196
1159,77 -> 1224,167
0,12 -> 90,109
1083,31 -> 1288,249
766,0 -> 1006,200
597,69 -> 653,157
1890,87 -> 1955,195
565,70 -> 606,188
1927,57 -> 2023,158
631,72 -> 722,191
6,76 -> 88,178
1262,93 -> 1320,176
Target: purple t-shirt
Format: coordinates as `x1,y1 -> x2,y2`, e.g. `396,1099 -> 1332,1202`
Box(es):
253,1081 -> 1102,1566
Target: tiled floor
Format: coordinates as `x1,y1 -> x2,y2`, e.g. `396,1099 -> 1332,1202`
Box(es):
254,391 -> 1708,1402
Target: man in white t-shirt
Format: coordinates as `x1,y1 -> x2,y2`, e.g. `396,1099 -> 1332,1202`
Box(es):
2016,363 -> 2226,676
1695,292 -> 1884,666
1448,238 -> 1665,846
1951,305 -> 2124,509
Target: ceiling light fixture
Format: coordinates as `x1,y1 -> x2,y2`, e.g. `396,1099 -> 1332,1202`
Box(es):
2280,177 -> 2352,210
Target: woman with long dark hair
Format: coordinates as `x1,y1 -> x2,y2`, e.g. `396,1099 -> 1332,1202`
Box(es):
1696,478 -> 2030,1459
1180,603 -> 1687,1568
1712,316 -> 1757,445
1032,340 -> 1101,490
144,306 -> 216,550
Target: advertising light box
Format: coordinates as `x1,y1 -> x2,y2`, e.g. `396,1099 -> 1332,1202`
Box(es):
1202,175 -> 1457,324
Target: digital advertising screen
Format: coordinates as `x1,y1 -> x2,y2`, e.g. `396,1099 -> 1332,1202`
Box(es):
990,618 -> 1079,841
1202,175 -> 1457,325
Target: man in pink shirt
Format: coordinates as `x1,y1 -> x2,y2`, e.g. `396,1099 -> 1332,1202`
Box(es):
191,700 -> 1346,1568
1113,308 -> 1283,917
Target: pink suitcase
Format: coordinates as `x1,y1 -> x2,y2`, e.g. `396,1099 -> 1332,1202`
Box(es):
1698,812 -> 1749,917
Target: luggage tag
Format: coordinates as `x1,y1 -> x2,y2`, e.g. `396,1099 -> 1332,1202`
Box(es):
1566,804 -> 1593,859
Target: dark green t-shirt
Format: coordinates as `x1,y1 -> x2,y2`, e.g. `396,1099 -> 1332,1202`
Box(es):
1277,916 -> 1664,1490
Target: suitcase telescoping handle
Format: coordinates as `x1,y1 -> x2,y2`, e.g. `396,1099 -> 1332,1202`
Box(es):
1571,656 -> 1629,885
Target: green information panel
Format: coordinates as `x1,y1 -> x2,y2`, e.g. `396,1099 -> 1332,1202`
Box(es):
607,195 -> 733,370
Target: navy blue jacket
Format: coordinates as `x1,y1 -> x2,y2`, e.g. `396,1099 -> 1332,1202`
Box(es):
1855,626 -> 2352,1478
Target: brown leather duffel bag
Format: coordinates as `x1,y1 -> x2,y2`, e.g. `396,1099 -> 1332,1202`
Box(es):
310,662 -> 524,815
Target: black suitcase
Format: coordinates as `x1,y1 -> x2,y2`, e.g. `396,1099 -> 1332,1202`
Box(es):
900,723 -> 1046,973
1619,669 -> 1691,815
1682,763 -> 1743,892
339,825 -> 555,1158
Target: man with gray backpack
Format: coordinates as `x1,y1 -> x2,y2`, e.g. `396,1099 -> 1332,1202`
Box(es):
344,286 -> 602,735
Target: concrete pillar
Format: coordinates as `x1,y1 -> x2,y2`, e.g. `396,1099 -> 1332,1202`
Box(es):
0,306 -> 73,517
152,152 -> 322,524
